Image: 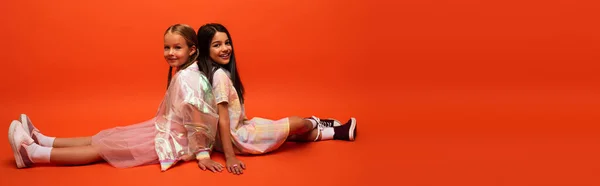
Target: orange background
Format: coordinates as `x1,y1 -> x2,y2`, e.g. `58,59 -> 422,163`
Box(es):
1,0 -> 599,185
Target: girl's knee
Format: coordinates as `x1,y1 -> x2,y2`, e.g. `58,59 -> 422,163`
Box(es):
288,116 -> 302,122
288,116 -> 311,134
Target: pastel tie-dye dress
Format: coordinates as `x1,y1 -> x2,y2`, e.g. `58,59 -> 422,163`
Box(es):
92,63 -> 219,171
212,68 -> 290,154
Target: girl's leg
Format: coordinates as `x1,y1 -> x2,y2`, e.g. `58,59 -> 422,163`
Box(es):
20,114 -> 92,148
23,144 -> 103,166
287,116 -> 315,135
53,137 -> 93,148
49,145 -> 103,165
31,130 -> 93,148
10,120 -> 103,168
288,128 -> 321,142
286,116 -> 324,142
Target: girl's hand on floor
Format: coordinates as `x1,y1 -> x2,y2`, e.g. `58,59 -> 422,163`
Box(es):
197,158 -> 224,173
226,157 -> 246,175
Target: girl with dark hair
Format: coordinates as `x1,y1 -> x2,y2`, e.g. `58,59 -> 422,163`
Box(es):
196,23 -> 357,175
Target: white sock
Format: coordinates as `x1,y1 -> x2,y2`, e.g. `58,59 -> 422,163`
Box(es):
33,131 -> 55,147
320,127 -> 334,140
307,119 -> 317,129
26,143 -> 52,163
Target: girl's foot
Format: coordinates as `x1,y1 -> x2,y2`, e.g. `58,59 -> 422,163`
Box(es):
19,114 -> 39,144
333,118 -> 357,141
8,120 -> 34,168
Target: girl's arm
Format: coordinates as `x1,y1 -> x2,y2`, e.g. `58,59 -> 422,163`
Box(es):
212,69 -> 245,174
185,103 -> 216,158
217,102 -> 246,175
183,103 -> 224,172
174,72 -> 222,172
217,102 -> 236,160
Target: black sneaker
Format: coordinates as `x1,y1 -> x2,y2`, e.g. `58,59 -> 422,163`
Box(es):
333,118 -> 357,141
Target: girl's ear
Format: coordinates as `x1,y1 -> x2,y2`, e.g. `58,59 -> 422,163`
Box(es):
189,45 -> 197,56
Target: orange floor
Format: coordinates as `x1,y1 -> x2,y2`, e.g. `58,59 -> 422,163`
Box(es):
2,88 -> 600,185
1,0 -> 599,185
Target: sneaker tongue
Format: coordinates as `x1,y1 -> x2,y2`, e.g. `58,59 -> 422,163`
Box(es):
320,120 -> 334,127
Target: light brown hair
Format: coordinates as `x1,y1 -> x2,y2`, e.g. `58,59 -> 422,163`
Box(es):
165,24 -> 199,88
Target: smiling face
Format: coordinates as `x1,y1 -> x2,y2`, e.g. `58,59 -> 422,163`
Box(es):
208,31 -> 232,65
163,32 -> 196,68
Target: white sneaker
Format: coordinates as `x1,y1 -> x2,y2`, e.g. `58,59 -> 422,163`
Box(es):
19,114 -> 39,144
8,120 -> 34,168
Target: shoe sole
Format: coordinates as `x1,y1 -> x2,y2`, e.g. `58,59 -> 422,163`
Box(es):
349,117 -> 356,141
8,121 -> 26,168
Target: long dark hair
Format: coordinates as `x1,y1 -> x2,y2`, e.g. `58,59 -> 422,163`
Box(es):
164,24 -> 199,89
197,23 -> 245,104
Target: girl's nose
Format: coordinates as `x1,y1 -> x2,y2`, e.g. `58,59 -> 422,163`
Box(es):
222,46 -> 230,53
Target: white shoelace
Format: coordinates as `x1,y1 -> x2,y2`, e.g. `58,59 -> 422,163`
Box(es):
310,116 -> 325,141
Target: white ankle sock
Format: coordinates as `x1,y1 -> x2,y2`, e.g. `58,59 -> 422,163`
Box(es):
320,127 -> 334,140
307,119 -> 317,129
33,131 -> 55,147
26,143 -> 52,163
